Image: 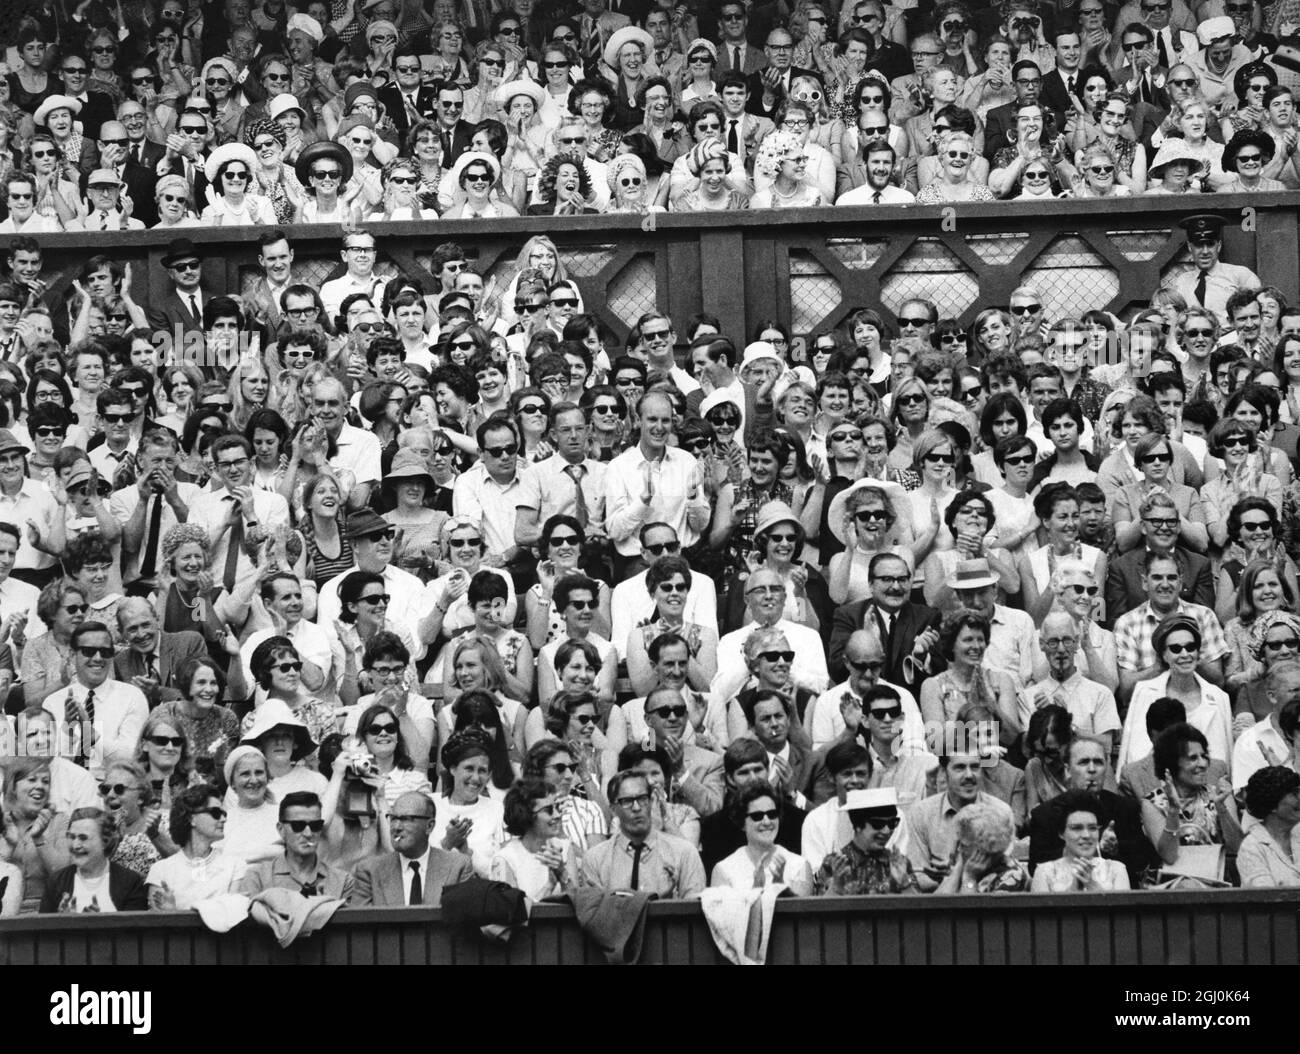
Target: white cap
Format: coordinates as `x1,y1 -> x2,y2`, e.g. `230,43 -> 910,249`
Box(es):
840,788 -> 899,811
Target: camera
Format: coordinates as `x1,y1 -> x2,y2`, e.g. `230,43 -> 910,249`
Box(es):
1012,15 -> 1039,29
942,19 -> 965,32
342,753 -> 379,819
347,754 -> 379,780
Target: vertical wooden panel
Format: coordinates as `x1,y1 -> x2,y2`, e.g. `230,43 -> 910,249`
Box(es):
1059,912 -> 1086,965
1191,909 -> 1220,965
926,911 -> 956,966
821,915 -> 850,965
980,912 -> 1008,966
874,912 -> 902,965
1243,909 -> 1273,965
1216,909 -> 1245,967
1164,909 -> 1192,966
1111,909 -> 1141,966
952,915 -> 981,965
1084,911 -> 1112,965
1138,910 -> 1167,965
1271,903 -> 1298,965
697,230 -> 746,340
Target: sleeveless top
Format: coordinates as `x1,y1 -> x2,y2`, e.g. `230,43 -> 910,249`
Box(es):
303,527 -> 354,590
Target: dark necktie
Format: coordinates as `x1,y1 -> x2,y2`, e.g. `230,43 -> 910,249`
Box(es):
585,18 -> 602,67
441,130 -> 452,158
187,294 -> 200,323
138,494 -> 164,579
1194,271 -> 1208,308
67,688 -> 95,767
132,143 -> 142,164
1157,33 -> 1170,68
408,860 -> 422,904
1066,75 -> 1076,98
223,495 -> 244,591
873,190 -> 881,203
564,463 -> 589,528
727,118 -> 739,154
875,607 -> 892,642
732,46 -> 741,72
629,842 -> 643,890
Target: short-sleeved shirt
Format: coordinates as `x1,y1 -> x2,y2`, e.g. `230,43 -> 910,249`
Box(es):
1114,600 -> 1228,672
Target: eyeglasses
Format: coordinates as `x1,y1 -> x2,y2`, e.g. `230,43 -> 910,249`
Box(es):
644,541 -> 680,556
656,582 -> 688,594
1088,165 -> 1116,175
93,44 -> 117,53
854,510 -> 890,525
551,297 -> 579,307
898,316 -> 929,328
484,444 -> 519,458
615,793 -> 651,808
924,452 -> 955,464
146,735 -> 186,748
179,125 -> 208,134
946,150 -> 971,160
1010,303 -> 1042,314
284,819 -> 326,833
1143,517 -> 1179,528
312,168 -> 342,179
215,456 -> 249,471
615,377 -> 643,388
829,430 -> 863,443
1138,451 -> 1172,464
1265,637 -> 1300,651
544,60 -> 569,69
1236,153 -> 1263,164
464,172 -> 492,184
366,722 -> 399,735
195,807 -> 227,821
746,809 -> 781,822
547,762 -> 576,776
1168,77 -> 1197,88
395,63 -> 422,73
223,170 -> 249,181
77,645 -> 114,660
1024,170 -> 1050,180
33,426 -> 65,438
1065,584 -> 1099,597
271,661 -> 303,674
960,385 -> 982,400
448,537 -> 483,548
757,650 -> 795,663
566,599 -> 597,612
592,403 -> 619,415
1239,518 -> 1273,531
647,704 -> 688,718
1002,453 -> 1035,466
1164,641 -> 1198,655
98,782 -> 140,797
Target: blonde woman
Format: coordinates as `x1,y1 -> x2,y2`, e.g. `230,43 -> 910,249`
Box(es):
750,129 -> 823,208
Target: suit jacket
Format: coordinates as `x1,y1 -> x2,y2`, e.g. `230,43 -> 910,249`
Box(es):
156,150 -> 211,210
436,119 -> 476,166
1104,546 -> 1215,626
145,287 -> 210,349
1028,789 -> 1160,888
72,89 -> 116,142
716,42 -> 768,77
79,158 -> 159,228
1039,68 -> 1081,118
744,65 -> 818,117
244,275 -> 299,330
725,112 -> 773,170
836,154 -> 919,197
350,847 -> 474,907
603,0 -> 650,23
377,84 -> 439,141
113,630 -> 208,705
40,862 -> 148,913
828,599 -> 940,687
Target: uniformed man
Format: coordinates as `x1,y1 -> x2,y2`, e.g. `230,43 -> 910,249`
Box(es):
1163,213 -> 1259,328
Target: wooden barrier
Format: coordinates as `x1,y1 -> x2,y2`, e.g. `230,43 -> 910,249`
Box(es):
3,888 -> 1297,965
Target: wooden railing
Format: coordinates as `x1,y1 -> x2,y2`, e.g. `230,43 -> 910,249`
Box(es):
31,192 -> 1300,348
3,888 -> 1297,965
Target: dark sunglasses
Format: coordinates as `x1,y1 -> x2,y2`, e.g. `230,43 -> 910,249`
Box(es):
648,704 -> 688,718
366,722 -> 399,735
484,444 -> 519,458
757,650 -> 795,662
77,646 -> 115,659
99,782 -> 139,796
146,735 -> 186,748
284,819 -> 326,833
272,661 -> 303,673
644,541 -> 680,556
746,809 -> 781,822
449,537 -> 483,548
869,706 -> 903,720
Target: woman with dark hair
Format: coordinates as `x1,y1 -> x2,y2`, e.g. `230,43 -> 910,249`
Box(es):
619,742 -> 701,846
145,782 -> 244,909
526,514 -> 611,650
1119,614 -> 1233,774
569,77 -> 621,160
1097,393 -> 1205,503
433,727 -> 507,877
1238,766 -> 1300,887
709,779 -> 813,892
157,657 -> 239,779
1139,722 -> 1241,876
346,702 -> 432,810
1030,789 -> 1130,891
1224,382 -> 1296,486
0,756 -> 70,913
489,775 -> 578,899
244,407 -> 292,494
1112,433 -> 1209,554
1202,420 -> 1283,565
711,432 -> 798,575
578,384 -> 627,460
244,640 -> 335,750
134,710 -> 195,813
1022,704 -> 1075,812
522,740 -> 609,849
920,609 -> 1020,749
527,150 -> 598,214
40,807 -> 148,913
1224,559 -> 1296,691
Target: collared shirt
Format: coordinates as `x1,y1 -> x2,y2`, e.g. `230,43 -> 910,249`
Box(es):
807,677 -> 923,752
43,678 -> 150,780
813,840 -> 918,895
237,853 -> 355,901
836,183 -> 915,206
397,846 -> 434,905
87,439 -> 139,483
189,486 -> 290,589
610,570 -> 718,658
240,620 -> 344,702
1231,716 -> 1291,792
1166,262 -> 1261,327
319,271 -> 391,320
906,790 -> 1013,889
513,453 -> 607,535
604,444 -> 710,555
1236,825 -> 1300,888
580,829 -> 706,898
0,478 -> 58,570
868,743 -> 938,810
712,618 -> 830,703
317,563 -> 425,644
453,462 -> 529,560
0,575 -> 42,640
1018,671 -> 1121,737
1114,599 -> 1228,672
330,422 -> 383,489
985,604 -> 1036,691
110,480 -> 205,583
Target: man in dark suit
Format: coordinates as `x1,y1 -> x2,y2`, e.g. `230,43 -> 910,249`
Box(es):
714,0 -> 768,76
351,792 -> 475,906
432,81 -> 475,165
113,598 -> 208,706
146,238 -> 210,354
244,229 -> 298,331
740,691 -> 817,809
78,121 -> 159,229
745,27 -> 818,117
983,60 -> 1063,162
116,100 -> 168,172
829,551 -> 940,687
1104,504 -> 1215,624
157,111 -> 212,206
1028,737 -> 1160,887
1038,28 -> 1085,119
377,44 -> 439,141
58,50 -> 116,143
699,738 -> 805,875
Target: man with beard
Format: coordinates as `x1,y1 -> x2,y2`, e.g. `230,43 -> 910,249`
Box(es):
836,142 -> 916,204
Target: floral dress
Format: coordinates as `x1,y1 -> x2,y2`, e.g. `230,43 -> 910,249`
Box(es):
1145,784 -> 1221,846
112,815 -> 171,878
814,842 -> 919,895
725,478 -> 795,575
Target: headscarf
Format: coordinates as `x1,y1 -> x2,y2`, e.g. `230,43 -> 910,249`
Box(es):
1248,610 -> 1300,663
242,117 -> 286,149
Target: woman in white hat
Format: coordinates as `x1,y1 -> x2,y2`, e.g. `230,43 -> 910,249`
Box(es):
495,78 -> 549,184
197,57 -> 242,145
200,142 -> 277,225
603,25 -> 656,131
32,96 -> 83,182
442,150 -> 519,218
680,39 -> 719,109
1143,138 -> 1201,195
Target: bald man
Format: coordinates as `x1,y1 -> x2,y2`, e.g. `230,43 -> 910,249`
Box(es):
351,791 -> 473,906
1018,610 -> 1121,752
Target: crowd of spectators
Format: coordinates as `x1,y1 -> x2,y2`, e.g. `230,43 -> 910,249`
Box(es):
0,0 -> 1299,922
3,0 -> 1300,225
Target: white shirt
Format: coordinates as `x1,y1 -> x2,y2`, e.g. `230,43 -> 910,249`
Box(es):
43,678 -> 149,781
317,563 -> 425,643
836,183 -> 916,206
0,575 -> 43,641
1232,716 -> 1291,792
610,568 -> 718,659
453,463 -> 531,560
241,620 -> 343,703
1118,672 -> 1233,775
395,846 -> 434,905
330,422 -> 383,489
985,604 -> 1037,691
110,481 -> 205,584
711,618 -> 830,703
413,566 -> 517,638
319,271 -> 391,320
189,486 -> 290,589
513,454 -> 608,533
1018,670 -> 1121,737
604,445 -> 709,556
0,479 -> 59,570
88,439 -> 140,483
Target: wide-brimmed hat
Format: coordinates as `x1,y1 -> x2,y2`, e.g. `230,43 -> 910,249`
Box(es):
382,449 -> 435,490
946,557 -> 998,591
240,699 -> 316,761
295,140 -> 354,187
33,94 -> 81,127
603,26 -> 654,70
160,237 -> 203,268
1147,137 -> 1203,177
204,141 -> 258,184
826,477 -> 911,546
0,429 -> 29,458
840,787 -> 898,811
448,149 -> 502,188
494,79 -> 546,111
753,500 -> 800,538
344,508 -> 393,540
699,389 -> 741,419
